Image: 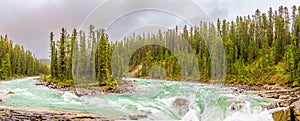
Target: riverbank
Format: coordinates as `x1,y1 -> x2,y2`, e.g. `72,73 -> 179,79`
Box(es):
225,83 -> 300,121
0,106 -> 121,121
35,78 -> 136,97
224,83 -> 299,106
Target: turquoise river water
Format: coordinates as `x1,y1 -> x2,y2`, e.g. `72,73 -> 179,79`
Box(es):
0,77 -> 275,121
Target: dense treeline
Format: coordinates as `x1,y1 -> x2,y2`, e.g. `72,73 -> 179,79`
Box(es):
50,5 -> 300,87
0,35 -> 49,80
219,5 -> 300,86
121,5 -> 300,86
115,26 -> 216,81
49,26 -> 115,88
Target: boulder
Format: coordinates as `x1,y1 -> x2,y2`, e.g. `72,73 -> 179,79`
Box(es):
271,106 -> 300,121
263,93 -> 280,99
35,81 -> 47,86
172,98 -> 190,116
292,99 -> 300,110
279,98 -> 298,107
0,109 -> 11,115
135,111 -> 148,118
127,111 -> 148,120
128,115 -> 138,120
7,91 -> 14,95
266,102 -> 279,110
272,109 -> 290,121
294,108 -> 300,117
279,95 -> 290,100
292,100 -> 300,120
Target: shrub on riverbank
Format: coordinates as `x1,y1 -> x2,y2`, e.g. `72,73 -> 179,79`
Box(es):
40,75 -> 117,91
40,75 -> 74,87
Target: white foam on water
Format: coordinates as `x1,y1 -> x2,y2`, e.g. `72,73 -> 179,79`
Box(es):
224,109 -> 273,121
61,92 -> 82,105
181,108 -> 200,121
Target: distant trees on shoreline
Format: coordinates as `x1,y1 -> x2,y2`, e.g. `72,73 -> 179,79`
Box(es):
49,5 -> 300,87
0,35 -> 49,79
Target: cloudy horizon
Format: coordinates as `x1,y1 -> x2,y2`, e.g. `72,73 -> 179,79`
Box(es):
0,0 -> 299,59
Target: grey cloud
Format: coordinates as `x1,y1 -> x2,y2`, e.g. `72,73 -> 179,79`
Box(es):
82,0 -> 212,41
0,0 -> 299,59
0,0 -> 103,59
209,8 -> 228,21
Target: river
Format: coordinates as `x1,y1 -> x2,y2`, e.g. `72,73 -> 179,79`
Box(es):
0,77 -> 275,121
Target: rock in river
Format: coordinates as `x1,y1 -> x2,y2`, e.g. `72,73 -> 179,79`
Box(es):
128,111 -> 148,120
228,100 -> 245,111
172,98 -> 190,116
7,91 -> 14,95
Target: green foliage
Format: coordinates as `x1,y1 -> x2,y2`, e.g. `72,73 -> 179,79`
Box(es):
124,5 -> 300,87
0,53 -> 11,79
0,35 -> 49,80
95,29 -> 114,86
49,26 -> 116,89
41,75 -> 74,87
49,5 -> 300,87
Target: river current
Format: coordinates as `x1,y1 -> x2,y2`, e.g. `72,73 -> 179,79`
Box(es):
0,77 -> 274,121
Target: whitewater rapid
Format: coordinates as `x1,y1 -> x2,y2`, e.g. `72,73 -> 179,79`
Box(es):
0,77 -> 275,121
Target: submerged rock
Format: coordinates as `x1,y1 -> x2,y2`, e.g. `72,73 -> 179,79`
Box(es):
112,81 -> 136,94
172,98 -> 190,116
128,115 -> 138,120
35,81 -> 48,86
228,100 -> 245,111
128,111 -> 148,120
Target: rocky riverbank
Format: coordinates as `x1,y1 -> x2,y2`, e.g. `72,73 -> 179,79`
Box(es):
226,83 -> 300,121
259,87 -> 300,121
0,107 -> 121,121
225,83 -> 290,92
35,79 -> 136,97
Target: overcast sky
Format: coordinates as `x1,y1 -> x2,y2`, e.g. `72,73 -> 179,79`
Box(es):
0,0 -> 299,59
